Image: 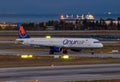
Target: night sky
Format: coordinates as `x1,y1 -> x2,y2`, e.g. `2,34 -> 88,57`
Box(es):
0,0 -> 120,14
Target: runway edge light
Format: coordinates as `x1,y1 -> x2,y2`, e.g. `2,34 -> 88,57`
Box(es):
46,35 -> 51,38
21,54 -> 33,59
61,55 -> 70,59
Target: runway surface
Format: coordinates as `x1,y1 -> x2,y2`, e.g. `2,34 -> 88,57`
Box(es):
0,48 -> 120,58
0,64 -> 120,82
0,40 -> 120,58
0,41 -> 120,82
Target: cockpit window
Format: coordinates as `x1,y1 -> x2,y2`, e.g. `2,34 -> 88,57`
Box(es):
93,41 -> 100,43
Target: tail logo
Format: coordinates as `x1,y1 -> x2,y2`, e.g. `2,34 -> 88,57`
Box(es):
20,26 -> 26,35
18,24 -> 30,38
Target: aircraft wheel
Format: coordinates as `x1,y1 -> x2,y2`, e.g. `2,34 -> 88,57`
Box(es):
63,48 -> 68,54
91,52 -> 94,55
49,50 -> 54,54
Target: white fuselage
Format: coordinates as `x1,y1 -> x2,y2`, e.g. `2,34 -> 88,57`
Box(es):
16,38 -> 103,49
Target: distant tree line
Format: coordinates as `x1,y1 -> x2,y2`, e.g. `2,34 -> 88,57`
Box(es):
0,17 -> 120,30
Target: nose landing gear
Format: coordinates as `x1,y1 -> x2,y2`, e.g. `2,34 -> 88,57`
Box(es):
63,48 -> 68,54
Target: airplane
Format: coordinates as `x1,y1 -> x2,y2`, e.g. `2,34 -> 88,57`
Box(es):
15,24 -> 103,54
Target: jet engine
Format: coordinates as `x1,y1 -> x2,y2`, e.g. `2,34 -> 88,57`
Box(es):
49,47 -> 62,54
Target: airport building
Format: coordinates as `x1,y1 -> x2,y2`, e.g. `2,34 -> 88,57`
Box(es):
59,14 -> 120,25
60,14 -> 95,24
0,22 -> 17,29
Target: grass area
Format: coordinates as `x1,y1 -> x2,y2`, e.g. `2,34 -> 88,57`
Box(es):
71,79 -> 120,82
0,55 -> 120,68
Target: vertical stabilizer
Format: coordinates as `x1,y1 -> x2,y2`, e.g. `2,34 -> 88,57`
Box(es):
18,24 -> 30,38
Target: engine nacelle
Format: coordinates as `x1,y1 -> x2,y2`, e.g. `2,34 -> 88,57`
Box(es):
70,49 -> 81,52
51,47 -> 62,52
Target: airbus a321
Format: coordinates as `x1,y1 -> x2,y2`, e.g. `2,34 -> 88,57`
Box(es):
15,24 -> 103,54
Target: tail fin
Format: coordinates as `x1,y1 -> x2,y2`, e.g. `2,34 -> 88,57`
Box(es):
18,24 -> 30,38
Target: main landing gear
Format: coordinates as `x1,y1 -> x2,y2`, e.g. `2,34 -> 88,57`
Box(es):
49,47 -> 68,55
49,49 -> 54,54
91,49 -> 94,55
